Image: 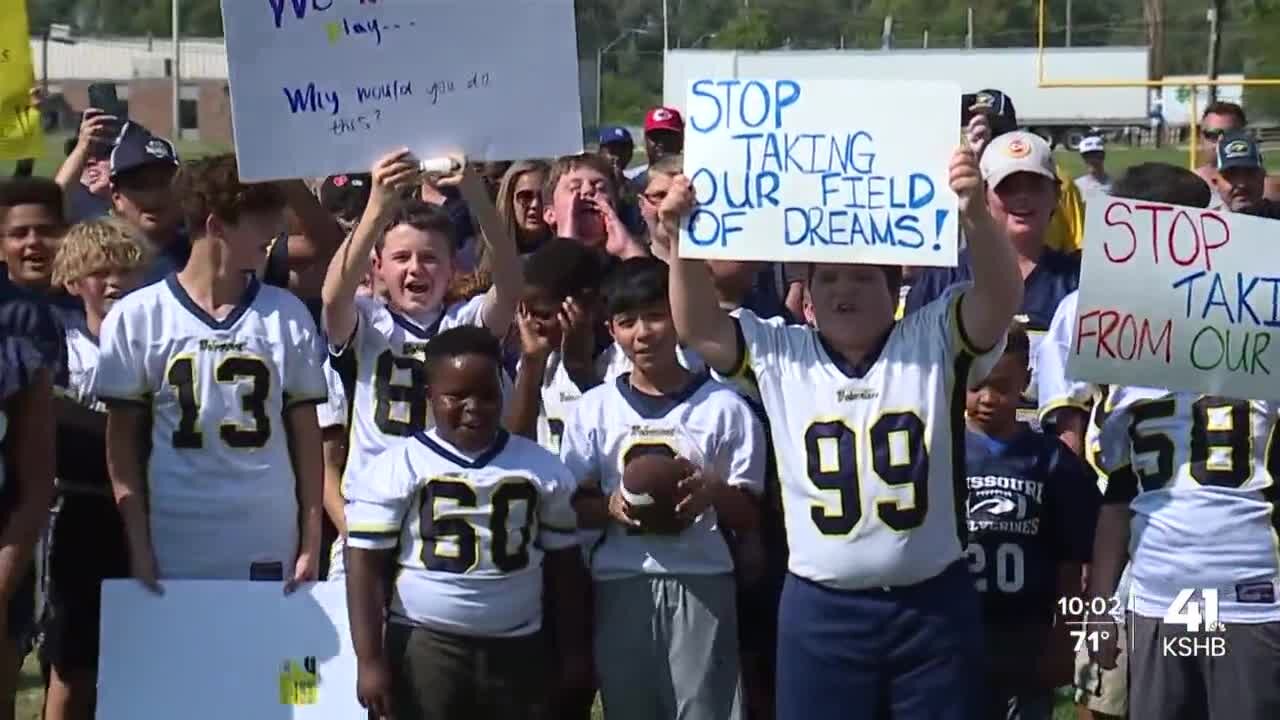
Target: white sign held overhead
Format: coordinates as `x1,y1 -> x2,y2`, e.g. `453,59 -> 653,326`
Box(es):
679,77 -> 960,266
1068,198 -> 1280,399
221,0 -> 585,181
97,581 -> 361,719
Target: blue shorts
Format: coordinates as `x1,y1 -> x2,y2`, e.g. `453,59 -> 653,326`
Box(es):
776,561 -> 985,720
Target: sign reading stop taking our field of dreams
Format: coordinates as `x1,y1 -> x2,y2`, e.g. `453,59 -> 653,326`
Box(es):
679,77 -> 961,266
1068,199 -> 1280,399
220,0 -> 584,182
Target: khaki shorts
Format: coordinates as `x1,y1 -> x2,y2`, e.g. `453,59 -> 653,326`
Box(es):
1072,619 -> 1127,716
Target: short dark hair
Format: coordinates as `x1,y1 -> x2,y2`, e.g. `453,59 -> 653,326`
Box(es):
1111,163 -> 1211,208
375,198 -> 457,256
173,154 -> 285,238
603,256 -> 669,317
1203,101 -> 1247,126
423,325 -> 502,383
524,237 -> 604,301
1004,321 -> 1031,365
806,263 -> 903,302
0,177 -> 65,222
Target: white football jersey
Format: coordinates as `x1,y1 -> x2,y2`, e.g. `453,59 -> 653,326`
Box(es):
59,326 -> 103,411
1036,290 -> 1113,482
345,428 -> 578,637
1099,388 -> 1280,623
54,326 -> 110,496
315,360 -> 347,430
730,285 -> 1005,590
331,295 -> 487,495
534,344 -> 705,455
560,373 -> 764,580
94,276 -> 328,579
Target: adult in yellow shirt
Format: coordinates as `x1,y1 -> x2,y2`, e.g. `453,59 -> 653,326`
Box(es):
1047,166 -> 1083,253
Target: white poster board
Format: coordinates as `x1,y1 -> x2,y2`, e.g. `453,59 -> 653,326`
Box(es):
1068,198 -> 1280,399
679,77 -> 960,266
221,0 -> 585,181
98,580 -> 361,720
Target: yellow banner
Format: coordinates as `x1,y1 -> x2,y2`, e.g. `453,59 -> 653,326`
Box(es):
0,0 -> 43,161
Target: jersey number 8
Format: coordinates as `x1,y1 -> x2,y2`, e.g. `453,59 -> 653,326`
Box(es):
419,479 -> 539,574
1129,397 -> 1253,491
167,356 -> 271,449
374,351 -> 428,436
805,412 -> 929,535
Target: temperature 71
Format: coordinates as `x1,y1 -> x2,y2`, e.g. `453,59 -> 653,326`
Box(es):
1070,628 -> 1112,653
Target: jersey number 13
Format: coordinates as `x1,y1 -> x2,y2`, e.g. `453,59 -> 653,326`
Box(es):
168,356 -> 271,449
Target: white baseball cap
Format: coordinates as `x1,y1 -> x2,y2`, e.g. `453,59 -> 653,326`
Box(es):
980,131 -> 1057,188
1079,136 -> 1105,154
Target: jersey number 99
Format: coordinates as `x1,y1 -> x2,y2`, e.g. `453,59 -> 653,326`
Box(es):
419,479 -> 540,574
167,356 -> 272,449
805,412 -> 928,535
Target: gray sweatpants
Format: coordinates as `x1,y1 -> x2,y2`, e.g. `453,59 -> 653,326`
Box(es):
595,573 -> 743,720
1129,612 -> 1280,720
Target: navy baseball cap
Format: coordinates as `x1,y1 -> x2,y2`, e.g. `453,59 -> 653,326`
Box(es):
110,122 -> 179,178
974,89 -> 1018,136
1217,131 -> 1264,171
598,126 -> 634,146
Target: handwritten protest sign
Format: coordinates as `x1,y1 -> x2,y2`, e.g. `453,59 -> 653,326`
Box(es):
221,0 -> 584,182
1068,199 -> 1280,399
98,581 -> 361,719
0,0 -> 43,161
679,77 -> 960,266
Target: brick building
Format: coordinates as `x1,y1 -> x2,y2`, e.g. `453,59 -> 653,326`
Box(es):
31,35 -> 233,146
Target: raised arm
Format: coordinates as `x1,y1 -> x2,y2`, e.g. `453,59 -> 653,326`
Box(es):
952,145 -> 1023,352
54,109 -> 116,190
653,176 -> 741,374
457,166 -> 522,335
320,149 -> 418,347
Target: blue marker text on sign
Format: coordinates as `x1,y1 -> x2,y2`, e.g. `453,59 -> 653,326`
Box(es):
679,76 -> 960,267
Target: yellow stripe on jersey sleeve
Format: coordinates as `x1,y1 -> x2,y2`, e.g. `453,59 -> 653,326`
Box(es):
947,290 -> 992,358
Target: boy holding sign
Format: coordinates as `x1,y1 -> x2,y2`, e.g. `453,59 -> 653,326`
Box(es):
656,142 -> 1023,720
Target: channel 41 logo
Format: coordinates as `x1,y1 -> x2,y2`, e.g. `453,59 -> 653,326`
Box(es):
1162,589 -> 1228,658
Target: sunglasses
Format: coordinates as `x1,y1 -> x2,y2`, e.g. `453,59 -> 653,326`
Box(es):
1201,128 -> 1226,141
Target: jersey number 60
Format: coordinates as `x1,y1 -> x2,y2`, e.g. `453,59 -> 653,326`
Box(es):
805,412 -> 928,535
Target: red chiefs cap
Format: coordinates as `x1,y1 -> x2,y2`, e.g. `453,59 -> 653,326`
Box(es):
644,106 -> 684,134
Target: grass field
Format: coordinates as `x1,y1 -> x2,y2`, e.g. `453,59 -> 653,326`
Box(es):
8,663 -> 1078,720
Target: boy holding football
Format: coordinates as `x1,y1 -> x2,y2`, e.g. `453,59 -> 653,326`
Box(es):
96,154 -> 328,588
657,141 -> 1022,719
560,257 -> 764,720
345,326 -> 589,719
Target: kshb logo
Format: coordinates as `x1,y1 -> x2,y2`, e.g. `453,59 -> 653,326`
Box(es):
1164,588 -> 1224,632
1162,589 -> 1228,658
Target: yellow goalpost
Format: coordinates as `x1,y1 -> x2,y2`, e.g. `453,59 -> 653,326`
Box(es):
1035,0 -> 1280,168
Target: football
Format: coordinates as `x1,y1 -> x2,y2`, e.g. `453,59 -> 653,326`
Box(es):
621,453 -> 696,534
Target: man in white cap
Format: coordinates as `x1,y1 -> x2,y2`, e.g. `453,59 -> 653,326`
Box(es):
1074,136 -> 1112,196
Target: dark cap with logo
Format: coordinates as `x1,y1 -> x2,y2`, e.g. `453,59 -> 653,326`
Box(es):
109,122 -> 179,178
1217,131 -> 1264,171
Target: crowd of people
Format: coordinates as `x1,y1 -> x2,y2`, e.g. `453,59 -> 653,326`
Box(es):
0,83 -> 1277,720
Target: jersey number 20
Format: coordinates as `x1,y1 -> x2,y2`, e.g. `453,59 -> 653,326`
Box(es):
805,412 -> 928,535
168,356 -> 271,449
419,479 -> 539,573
